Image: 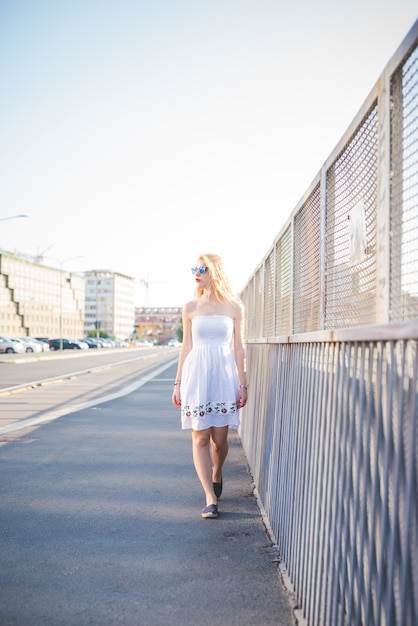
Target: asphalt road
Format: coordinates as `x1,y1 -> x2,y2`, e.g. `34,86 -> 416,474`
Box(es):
0,346 -> 174,391
0,347 -> 178,437
0,353 -> 297,625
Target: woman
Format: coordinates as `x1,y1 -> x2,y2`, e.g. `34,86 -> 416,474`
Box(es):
172,253 -> 248,519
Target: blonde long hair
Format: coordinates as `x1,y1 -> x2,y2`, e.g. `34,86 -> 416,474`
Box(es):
194,253 -> 240,303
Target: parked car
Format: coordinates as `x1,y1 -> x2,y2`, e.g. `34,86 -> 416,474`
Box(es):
135,339 -> 154,347
0,337 -> 25,354
167,338 -> 181,347
113,339 -> 129,347
34,338 -> 51,351
98,338 -> 114,348
35,339 -> 50,351
80,337 -> 102,349
48,339 -> 89,351
17,337 -> 43,353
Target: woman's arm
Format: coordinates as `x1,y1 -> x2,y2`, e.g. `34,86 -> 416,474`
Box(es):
233,302 -> 248,408
171,304 -> 193,408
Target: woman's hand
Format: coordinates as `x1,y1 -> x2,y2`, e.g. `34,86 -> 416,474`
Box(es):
172,387 -> 181,408
237,388 -> 247,409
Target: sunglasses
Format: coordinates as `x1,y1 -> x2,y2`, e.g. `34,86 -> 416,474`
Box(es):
191,266 -> 208,275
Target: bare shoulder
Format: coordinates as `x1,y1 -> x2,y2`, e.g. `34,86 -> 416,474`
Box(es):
183,300 -> 197,318
231,299 -> 244,320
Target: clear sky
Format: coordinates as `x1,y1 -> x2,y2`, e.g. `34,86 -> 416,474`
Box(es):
1,0 -> 417,307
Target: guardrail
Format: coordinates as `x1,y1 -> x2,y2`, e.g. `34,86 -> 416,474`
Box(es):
239,20 -> 418,626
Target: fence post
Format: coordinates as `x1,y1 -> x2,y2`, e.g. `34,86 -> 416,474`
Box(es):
376,68 -> 391,324
319,164 -> 327,331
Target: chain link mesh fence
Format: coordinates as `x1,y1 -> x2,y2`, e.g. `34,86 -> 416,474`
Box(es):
241,26 -> 418,336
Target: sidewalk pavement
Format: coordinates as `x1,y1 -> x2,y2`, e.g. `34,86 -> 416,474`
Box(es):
0,363 -> 296,626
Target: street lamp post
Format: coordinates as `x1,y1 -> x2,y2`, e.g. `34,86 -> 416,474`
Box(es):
58,256 -> 84,351
0,214 -> 29,223
59,267 -> 63,351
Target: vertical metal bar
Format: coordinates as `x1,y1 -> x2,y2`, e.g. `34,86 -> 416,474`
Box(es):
304,343 -> 323,625
356,342 -> 376,626
345,342 -> 363,625
363,342 -> 381,624
339,344 -> 355,626
400,340 -> 418,625
273,243 -> 277,336
328,342 -> 350,626
261,259 -> 265,338
320,341 -> 338,624
296,343 -> 312,615
311,342 -> 330,626
375,341 -> 396,625
290,215 -> 295,335
319,164 -> 327,331
376,66 -> 391,324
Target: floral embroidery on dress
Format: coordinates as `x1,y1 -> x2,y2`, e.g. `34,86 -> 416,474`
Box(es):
181,401 -> 237,420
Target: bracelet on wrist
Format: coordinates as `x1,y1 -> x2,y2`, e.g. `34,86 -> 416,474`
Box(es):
174,380 -> 181,386
239,384 -> 249,389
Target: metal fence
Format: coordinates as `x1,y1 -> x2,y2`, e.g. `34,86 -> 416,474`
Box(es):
239,20 -> 418,626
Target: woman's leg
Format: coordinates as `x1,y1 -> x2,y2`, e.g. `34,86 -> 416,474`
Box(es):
191,428 -> 217,506
210,426 -> 229,484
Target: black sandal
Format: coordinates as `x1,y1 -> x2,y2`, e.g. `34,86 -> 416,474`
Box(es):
213,478 -> 223,499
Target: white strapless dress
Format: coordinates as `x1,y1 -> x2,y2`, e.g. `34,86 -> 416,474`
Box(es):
180,316 -> 240,431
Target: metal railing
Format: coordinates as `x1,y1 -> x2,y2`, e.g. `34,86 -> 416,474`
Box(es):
239,19 -> 418,626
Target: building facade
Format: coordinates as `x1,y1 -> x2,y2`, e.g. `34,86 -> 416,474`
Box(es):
84,270 -> 135,340
0,249 -> 85,338
0,250 -> 160,342
135,307 -> 182,344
